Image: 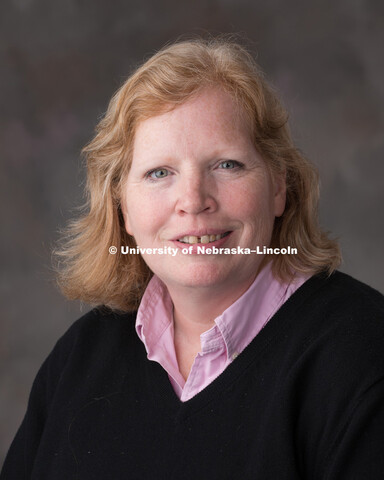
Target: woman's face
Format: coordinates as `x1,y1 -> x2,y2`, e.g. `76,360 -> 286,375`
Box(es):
122,88 -> 286,296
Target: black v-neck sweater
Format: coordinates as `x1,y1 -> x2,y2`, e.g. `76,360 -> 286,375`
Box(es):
2,271 -> 384,479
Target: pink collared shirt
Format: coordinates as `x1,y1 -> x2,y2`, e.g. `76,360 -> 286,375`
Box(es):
136,263 -> 310,402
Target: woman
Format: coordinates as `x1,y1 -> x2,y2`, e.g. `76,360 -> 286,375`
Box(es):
2,38 -> 384,479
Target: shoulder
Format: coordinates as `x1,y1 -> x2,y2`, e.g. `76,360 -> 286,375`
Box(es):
296,273 -> 384,477
305,269 -> 383,341
270,272 -> 384,475
59,306 -> 138,347
265,271 -> 384,411
41,308 -> 140,390
295,270 -> 384,315
310,271 -> 384,356
290,270 -> 384,344
315,270 -> 384,311
284,271 -> 384,396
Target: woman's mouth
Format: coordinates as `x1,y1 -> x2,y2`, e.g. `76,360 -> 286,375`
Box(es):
177,232 -> 231,245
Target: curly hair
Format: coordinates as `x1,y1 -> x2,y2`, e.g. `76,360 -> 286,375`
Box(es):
55,36 -> 341,311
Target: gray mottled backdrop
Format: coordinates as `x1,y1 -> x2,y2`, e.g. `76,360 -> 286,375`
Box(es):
1,0 -> 383,466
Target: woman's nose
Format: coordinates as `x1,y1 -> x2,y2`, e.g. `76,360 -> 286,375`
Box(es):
175,172 -> 218,215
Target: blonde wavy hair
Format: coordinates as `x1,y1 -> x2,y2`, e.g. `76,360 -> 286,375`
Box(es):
55,37 -> 341,311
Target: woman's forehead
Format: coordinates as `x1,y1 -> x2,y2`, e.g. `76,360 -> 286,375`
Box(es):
132,88 -> 252,153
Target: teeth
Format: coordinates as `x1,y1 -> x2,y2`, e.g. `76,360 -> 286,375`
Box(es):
178,233 -> 229,244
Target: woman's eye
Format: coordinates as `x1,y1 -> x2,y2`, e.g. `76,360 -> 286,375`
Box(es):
147,168 -> 169,179
218,160 -> 241,170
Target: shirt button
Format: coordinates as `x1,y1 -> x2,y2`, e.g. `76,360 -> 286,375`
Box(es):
231,352 -> 239,361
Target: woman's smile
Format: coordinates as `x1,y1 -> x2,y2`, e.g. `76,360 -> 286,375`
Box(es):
171,230 -> 233,254
175,231 -> 231,245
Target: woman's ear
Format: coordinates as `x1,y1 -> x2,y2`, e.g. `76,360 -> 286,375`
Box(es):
273,172 -> 286,218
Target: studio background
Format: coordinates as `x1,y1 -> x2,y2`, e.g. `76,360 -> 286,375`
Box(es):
1,0 -> 383,466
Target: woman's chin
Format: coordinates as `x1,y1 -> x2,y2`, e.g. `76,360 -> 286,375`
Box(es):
159,262 -> 240,291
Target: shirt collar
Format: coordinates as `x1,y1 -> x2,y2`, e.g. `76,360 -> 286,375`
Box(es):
136,263 -> 308,363
136,275 -> 173,353
211,262 -> 293,360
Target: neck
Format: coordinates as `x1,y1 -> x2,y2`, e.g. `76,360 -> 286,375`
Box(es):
166,277 -> 256,380
170,273 -> 260,335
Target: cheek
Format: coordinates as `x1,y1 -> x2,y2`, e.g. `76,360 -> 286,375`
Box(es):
123,190 -> 170,239
223,179 -> 274,224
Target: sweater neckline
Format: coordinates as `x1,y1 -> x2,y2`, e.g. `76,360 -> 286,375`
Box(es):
144,270 -> 333,418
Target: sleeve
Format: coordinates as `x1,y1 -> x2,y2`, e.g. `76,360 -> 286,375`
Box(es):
0,318 -> 82,479
323,376 -> 384,479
